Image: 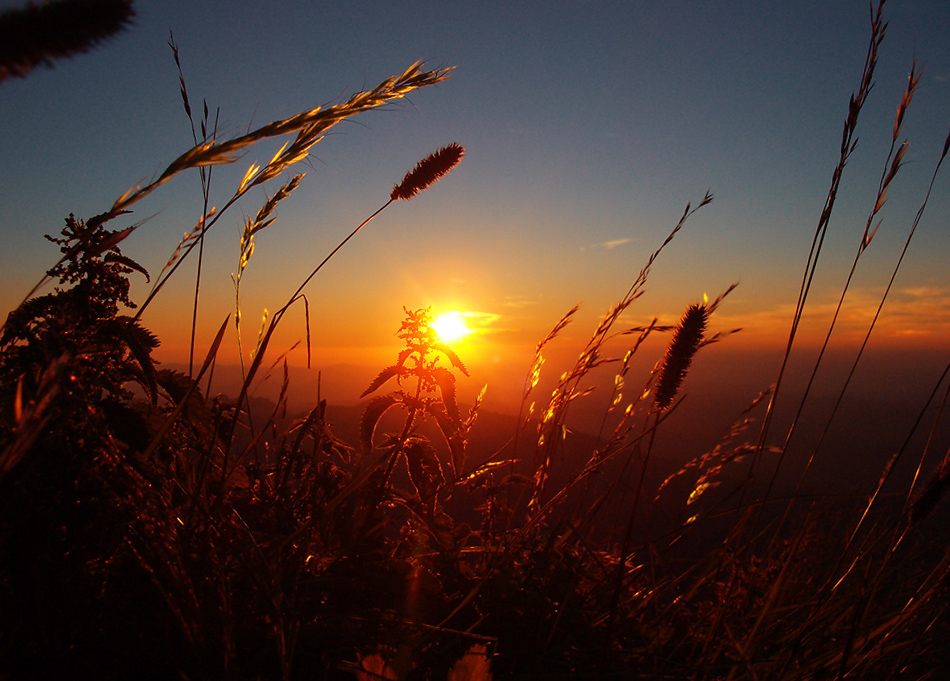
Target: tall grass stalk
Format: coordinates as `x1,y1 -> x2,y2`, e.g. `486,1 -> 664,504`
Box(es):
745,0 -> 887,513
762,60 -> 924,516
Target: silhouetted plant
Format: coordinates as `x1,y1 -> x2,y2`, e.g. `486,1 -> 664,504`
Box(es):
0,0 -> 135,83
0,212 -> 157,474
360,307 -> 477,508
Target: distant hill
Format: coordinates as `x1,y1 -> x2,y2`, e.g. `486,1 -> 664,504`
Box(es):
165,340 -> 950,544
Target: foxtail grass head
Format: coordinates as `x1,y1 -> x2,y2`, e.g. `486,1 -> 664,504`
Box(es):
654,303 -> 708,411
391,143 -> 465,201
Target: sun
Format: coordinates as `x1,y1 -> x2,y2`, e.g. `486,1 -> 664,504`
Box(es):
431,310 -> 473,343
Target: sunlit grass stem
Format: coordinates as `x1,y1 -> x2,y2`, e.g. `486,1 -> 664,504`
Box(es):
744,0 -> 887,517
761,61 -> 920,511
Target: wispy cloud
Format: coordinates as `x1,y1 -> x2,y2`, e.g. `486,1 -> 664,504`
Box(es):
580,237 -> 634,252
502,295 -> 540,309
710,286 -> 950,341
462,311 -> 503,332
901,286 -> 946,297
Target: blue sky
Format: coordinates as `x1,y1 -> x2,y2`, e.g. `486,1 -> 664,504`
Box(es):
1,0 -> 948,404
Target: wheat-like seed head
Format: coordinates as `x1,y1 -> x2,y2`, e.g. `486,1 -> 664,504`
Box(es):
111,62 -> 454,214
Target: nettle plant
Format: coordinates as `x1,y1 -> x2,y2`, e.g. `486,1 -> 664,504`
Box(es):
359,307 -> 480,515
0,212 -> 158,471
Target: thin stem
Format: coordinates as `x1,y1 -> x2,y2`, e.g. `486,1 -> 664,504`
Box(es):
743,0 -> 886,519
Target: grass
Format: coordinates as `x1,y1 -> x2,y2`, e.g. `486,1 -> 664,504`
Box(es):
2,1 -> 950,679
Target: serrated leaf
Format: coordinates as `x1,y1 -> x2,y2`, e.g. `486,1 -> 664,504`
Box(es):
109,317 -> 160,402
104,253 -> 150,282
89,225 -> 136,257
156,369 -> 196,404
433,341 -> 469,376
430,366 -> 459,422
361,365 -> 408,398
359,394 -> 398,453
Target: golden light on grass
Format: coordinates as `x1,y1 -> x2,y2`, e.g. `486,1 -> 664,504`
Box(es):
431,310 -> 473,343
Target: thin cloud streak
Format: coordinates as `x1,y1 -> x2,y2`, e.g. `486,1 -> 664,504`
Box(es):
580,237 -> 634,252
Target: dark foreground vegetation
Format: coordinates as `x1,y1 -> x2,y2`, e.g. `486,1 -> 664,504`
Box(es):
2,1 -> 950,678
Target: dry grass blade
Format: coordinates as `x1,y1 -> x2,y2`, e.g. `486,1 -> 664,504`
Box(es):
133,63 -> 453,319
766,106 -> 950,544
159,212 -> 210,278
111,61 -> 453,214
746,0 -> 888,515
235,174 -> 303,376
528,194 -> 713,510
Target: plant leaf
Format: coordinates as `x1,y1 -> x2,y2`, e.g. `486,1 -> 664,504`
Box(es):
108,316 -> 160,402
396,347 -> 414,367
433,341 -> 469,376
360,364 -> 408,398
359,394 -> 398,453
430,366 -> 459,422
104,253 -> 150,282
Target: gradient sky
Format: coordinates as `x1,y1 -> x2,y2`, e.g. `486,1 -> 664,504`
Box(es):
1,0 -> 948,407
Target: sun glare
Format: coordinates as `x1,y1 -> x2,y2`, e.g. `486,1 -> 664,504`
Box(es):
431,310 -> 473,343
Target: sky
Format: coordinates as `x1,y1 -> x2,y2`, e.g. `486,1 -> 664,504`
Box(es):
1,0 -> 948,409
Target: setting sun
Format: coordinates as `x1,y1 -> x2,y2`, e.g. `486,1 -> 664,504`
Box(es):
431,310 -> 473,343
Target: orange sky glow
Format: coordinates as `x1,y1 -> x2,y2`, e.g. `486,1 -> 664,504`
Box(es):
2,1 -> 948,420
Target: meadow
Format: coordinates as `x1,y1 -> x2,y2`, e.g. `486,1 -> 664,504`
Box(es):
1,1 -> 949,679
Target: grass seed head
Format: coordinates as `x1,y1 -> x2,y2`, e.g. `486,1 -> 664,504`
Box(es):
391,143 -> 465,201
654,303 -> 708,410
